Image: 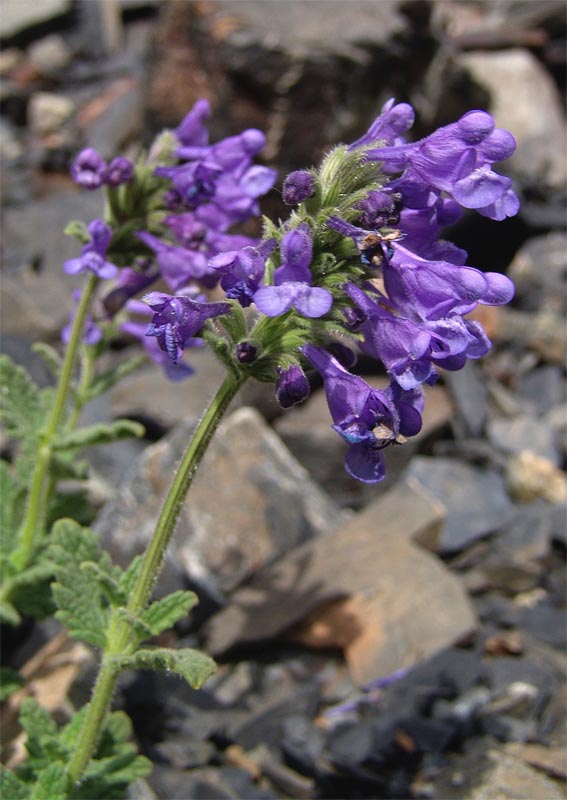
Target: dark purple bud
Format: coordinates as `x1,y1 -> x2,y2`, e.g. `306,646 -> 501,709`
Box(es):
235,341 -> 258,363
282,170 -> 316,205
71,148 -> 108,190
275,364 -> 310,408
106,156 -> 134,187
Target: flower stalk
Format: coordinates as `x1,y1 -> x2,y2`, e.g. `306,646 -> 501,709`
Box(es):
11,273 -> 99,573
65,371 -> 245,786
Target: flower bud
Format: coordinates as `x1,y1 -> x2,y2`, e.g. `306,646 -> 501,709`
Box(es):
275,364 -> 310,408
282,170 -> 315,205
235,341 -> 258,363
106,156 -> 134,187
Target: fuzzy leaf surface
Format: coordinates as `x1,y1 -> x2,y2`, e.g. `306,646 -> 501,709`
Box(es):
141,590 -> 199,636
0,355 -> 42,438
49,519 -> 111,648
53,419 -> 145,452
119,647 -> 216,689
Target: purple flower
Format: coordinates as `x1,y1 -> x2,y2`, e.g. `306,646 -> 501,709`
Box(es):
121,299 -> 200,381
64,220 -> 118,279
174,98 -> 211,147
302,344 -> 419,483
275,364 -> 310,408
62,289 -> 102,345
253,226 -> 333,318
143,291 -> 231,364
71,148 -> 108,190
282,170 -> 316,204
365,110 -> 519,220
210,239 -> 275,307
106,156 -> 134,187
136,231 -> 212,291
348,98 -> 415,150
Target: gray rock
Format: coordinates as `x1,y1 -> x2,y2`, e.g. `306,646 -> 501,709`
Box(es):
85,78 -> 143,158
443,361 -> 488,438
28,34 -> 73,75
1,191 -> 102,339
406,457 -> 515,554
109,348 -> 230,430
460,49 -> 567,190
95,407 -> 345,603
518,366 -> 565,415
28,92 -> 75,136
507,233 -> 567,316
206,477 -> 476,687
0,0 -> 71,39
487,415 -> 560,465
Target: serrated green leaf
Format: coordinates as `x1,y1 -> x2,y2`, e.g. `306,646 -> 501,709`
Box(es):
81,562 -> 126,606
117,556 -> 143,599
31,343 -> 63,380
58,706 -> 89,752
118,646 -> 216,689
85,355 -> 146,402
53,419 -> 145,451
49,455 -> 90,481
0,766 -> 30,799
49,519 -> 110,648
100,710 -> 133,748
11,577 -> 55,621
13,435 -> 42,485
114,608 -> 153,643
0,600 -> 21,626
9,562 -> 54,590
64,220 -> 90,243
0,460 -> 25,555
0,666 -> 24,701
0,355 -> 42,438
19,697 -> 58,741
47,488 -> 97,529
141,590 -> 199,636
29,763 -> 67,800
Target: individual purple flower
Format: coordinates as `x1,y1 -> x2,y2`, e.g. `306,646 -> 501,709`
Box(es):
210,239 -> 276,307
348,98 -> 415,150
253,226 -> 333,318
106,156 -> 134,187
136,231 -> 212,291
71,148 -> 108,189
62,289 -> 102,345
282,170 -> 316,205
174,98 -> 211,147
121,299 -> 200,381
302,344 -> 419,483
143,291 -> 231,364
365,110 -> 519,220
275,364 -> 310,408
64,220 -> 118,279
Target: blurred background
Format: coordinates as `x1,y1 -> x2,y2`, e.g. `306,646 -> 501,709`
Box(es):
1,2 -> 566,798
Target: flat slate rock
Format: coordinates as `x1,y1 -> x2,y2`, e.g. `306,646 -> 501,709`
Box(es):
406,457 -> 515,554
207,478 -> 477,685
95,407 -> 346,602
0,0 -> 71,39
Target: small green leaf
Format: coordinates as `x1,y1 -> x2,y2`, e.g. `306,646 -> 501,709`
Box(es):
141,590 -> 199,636
85,355 -> 146,402
64,219 -> 90,243
49,454 -> 89,481
0,600 -> 21,626
31,343 -> 63,380
83,751 -> 152,786
114,608 -> 153,643
0,355 -> 42,438
29,763 -> 67,800
49,520 -> 110,648
118,646 -> 216,689
0,666 -> 24,701
0,766 -> 30,799
53,419 -> 145,451
117,556 -> 143,599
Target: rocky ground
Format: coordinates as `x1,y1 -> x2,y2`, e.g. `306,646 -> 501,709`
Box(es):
1,1 -> 566,799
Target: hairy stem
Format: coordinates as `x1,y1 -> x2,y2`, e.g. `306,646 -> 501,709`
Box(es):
66,372 -> 244,787
12,273 -> 99,572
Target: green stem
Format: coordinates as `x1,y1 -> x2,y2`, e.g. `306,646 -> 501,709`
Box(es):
65,372 -> 244,787
66,343 -> 96,432
12,274 -> 99,572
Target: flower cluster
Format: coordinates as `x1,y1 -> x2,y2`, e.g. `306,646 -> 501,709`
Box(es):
64,98 -> 518,484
